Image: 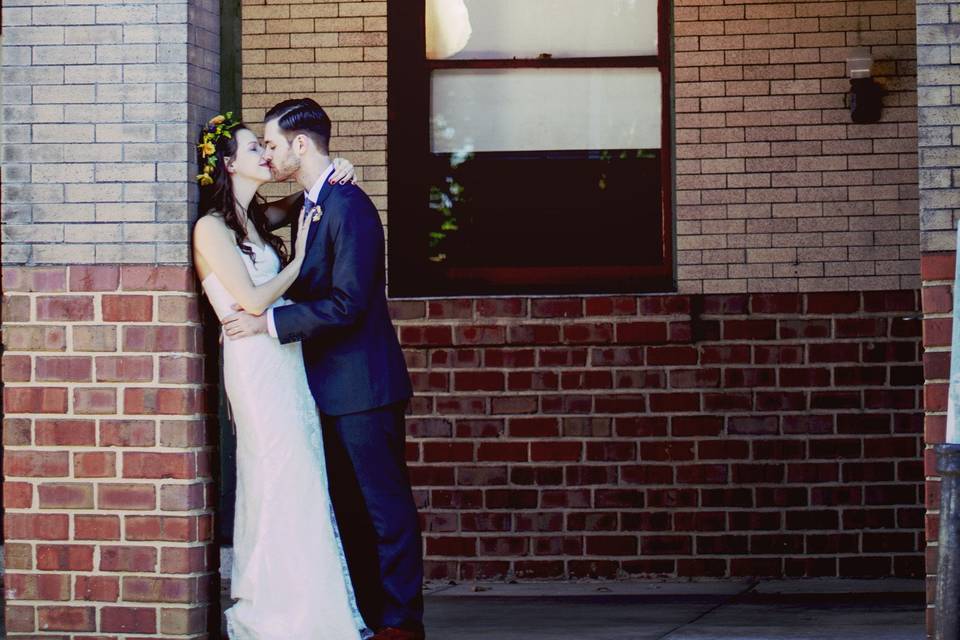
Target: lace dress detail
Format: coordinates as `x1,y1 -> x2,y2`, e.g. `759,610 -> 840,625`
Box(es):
202,243 -> 371,640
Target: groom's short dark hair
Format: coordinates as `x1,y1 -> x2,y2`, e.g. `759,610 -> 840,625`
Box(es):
265,98 -> 332,153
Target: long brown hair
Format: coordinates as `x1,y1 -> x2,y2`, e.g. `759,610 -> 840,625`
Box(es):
195,123 -> 289,266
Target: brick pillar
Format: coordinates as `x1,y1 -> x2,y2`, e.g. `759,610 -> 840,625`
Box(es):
916,1 -> 960,637
2,266 -> 212,636
1,0 -> 220,634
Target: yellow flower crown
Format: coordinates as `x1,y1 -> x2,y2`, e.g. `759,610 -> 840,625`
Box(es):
196,112 -> 241,186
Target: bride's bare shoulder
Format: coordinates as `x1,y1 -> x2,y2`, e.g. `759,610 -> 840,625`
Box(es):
193,211 -> 229,241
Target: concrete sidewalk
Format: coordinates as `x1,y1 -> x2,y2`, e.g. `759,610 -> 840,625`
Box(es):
419,578 -> 925,640
214,577 -> 925,639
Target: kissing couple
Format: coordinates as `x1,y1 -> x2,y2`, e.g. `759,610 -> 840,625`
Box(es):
193,98 -> 425,640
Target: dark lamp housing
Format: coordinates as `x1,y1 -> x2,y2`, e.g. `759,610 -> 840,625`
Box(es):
846,46 -> 883,124
850,77 -> 884,124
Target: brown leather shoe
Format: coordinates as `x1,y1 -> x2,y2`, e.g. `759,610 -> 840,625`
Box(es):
372,627 -> 425,640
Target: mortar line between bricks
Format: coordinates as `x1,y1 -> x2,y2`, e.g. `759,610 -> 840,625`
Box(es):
656,580 -> 760,640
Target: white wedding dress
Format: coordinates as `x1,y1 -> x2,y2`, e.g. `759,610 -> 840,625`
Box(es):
201,242 -> 370,640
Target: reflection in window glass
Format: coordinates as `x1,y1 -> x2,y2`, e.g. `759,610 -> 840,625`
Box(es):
431,68 -> 662,153
425,0 -> 659,59
421,148 -> 664,275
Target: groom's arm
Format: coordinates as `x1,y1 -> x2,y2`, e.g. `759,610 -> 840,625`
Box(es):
272,190 -> 382,344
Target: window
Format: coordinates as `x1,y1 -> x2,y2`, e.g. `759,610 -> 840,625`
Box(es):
388,0 -> 673,297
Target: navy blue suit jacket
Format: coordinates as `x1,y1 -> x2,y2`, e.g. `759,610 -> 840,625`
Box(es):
273,181 -> 412,416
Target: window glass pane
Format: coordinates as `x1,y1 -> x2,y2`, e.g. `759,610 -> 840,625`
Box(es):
431,68 -> 662,153
393,148 -> 665,296
425,0 -> 659,59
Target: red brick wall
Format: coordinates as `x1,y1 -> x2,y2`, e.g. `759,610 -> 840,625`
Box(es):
1,266 -> 214,638
393,291 -> 925,580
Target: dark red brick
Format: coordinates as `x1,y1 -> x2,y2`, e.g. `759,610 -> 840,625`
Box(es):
806,292 -> 861,314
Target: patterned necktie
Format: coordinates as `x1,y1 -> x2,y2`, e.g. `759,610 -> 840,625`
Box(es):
301,195 -> 316,225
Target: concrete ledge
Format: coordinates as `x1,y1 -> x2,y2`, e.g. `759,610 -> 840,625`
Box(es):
751,578 -> 925,595
423,579 -> 752,598
423,577 -> 925,598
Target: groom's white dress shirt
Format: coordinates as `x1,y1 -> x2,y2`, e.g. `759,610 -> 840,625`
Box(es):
266,163 -> 336,338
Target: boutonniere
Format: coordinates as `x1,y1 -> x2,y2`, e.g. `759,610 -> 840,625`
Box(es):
311,205 -> 322,223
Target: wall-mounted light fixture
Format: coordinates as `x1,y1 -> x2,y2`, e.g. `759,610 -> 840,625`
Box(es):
846,47 -> 883,124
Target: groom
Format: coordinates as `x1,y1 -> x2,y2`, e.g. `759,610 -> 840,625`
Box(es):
222,98 -> 424,640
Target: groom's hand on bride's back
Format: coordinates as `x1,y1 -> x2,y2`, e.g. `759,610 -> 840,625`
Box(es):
222,303 -> 268,340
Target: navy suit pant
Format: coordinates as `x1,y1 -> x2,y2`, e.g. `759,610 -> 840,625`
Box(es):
320,402 -> 424,632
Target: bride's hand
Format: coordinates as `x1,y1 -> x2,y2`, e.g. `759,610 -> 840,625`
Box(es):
294,207 -> 312,262
330,157 -> 358,185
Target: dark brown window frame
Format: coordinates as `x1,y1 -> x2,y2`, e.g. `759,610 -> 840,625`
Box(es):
387,2 -> 674,297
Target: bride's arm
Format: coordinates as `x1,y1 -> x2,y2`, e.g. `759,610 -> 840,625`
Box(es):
262,157 -> 358,230
193,215 -> 307,316
262,191 -> 303,231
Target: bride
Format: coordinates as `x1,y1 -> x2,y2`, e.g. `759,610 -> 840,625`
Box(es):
192,113 -> 370,639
